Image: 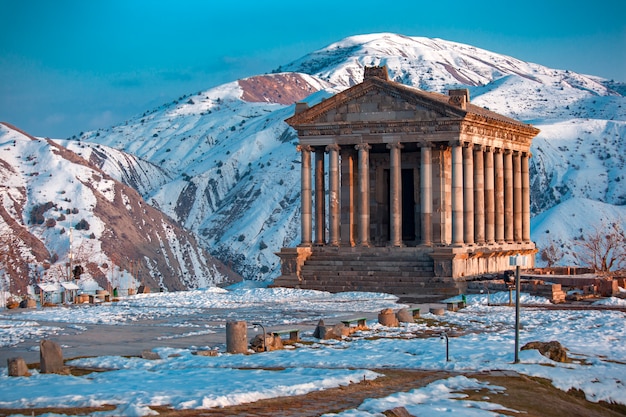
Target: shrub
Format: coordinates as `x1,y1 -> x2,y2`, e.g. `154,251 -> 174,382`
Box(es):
30,202 -> 55,224
75,219 -> 90,230
45,218 -> 56,228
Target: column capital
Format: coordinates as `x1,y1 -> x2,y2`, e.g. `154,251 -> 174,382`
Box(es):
522,151 -> 532,158
462,141 -> 473,149
473,143 -> 484,152
297,144 -> 313,152
325,143 -> 340,153
503,148 -> 513,155
355,143 -> 371,151
417,141 -> 433,148
386,142 -> 404,150
448,140 -> 462,147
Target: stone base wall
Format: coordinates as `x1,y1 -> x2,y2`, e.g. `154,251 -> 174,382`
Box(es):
430,242 -> 537,280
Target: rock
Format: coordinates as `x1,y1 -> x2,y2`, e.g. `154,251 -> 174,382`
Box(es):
141,350 -> 161,360
137,285 -> 150,294
313,319 -> 325,338
378,308 -> 399,327
521,340 -> 569,362
194,349 -> 219,357
429,307 -> 445,316
396,308 -> 414,323
317,322 -> 347,340
40,340 -> 67,374
383,406 -> 415,417
250,334 -> 283,352
7,357 -> 31,377
19,298 -> 37,308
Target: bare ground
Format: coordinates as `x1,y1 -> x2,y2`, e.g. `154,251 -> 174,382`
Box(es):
1,368 -> 624,417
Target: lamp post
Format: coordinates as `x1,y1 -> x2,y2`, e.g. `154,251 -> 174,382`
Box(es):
509,254 -> 527,364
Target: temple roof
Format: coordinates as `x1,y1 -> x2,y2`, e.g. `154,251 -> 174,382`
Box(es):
286,66 -> 539,137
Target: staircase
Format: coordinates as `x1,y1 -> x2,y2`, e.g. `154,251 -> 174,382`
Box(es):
295,247 -> 462,302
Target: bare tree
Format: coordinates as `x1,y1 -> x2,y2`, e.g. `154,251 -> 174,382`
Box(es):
575,222 -> 626,273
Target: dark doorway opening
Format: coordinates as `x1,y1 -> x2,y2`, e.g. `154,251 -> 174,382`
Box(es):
402,169 -> 415,241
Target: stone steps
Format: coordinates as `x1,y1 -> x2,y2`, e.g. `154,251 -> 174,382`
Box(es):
272,247 -> 462,299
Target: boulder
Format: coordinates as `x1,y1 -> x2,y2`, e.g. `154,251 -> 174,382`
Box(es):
314,321 -> 347,340
7,357 -> 31,377
250,334 -> 283,352
521,340 -> 569,362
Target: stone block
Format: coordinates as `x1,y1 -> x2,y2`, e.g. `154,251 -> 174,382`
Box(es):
141,350 -> 161,360
429,307 -> 445,316
7,357 -> 31,377
40,339 -> 66,374
396,308 -> 414,323
378,308 -> 399,327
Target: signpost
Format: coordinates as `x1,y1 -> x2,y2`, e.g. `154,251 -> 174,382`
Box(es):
509,254 -> 527,363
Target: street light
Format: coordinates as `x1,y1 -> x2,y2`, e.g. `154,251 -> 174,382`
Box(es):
252,322 -> 269,352
509,254 -> 527,364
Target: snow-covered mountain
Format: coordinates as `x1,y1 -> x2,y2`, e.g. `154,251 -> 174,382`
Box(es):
5,33 -> 625,287
0,123 -> 240,295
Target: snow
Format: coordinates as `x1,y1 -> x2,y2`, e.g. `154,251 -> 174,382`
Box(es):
1,287 -> 625,416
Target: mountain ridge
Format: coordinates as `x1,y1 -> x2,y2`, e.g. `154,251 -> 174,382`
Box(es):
2,33 -> 624,292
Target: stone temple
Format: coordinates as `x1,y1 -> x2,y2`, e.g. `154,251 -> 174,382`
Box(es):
273,66 -> 539,301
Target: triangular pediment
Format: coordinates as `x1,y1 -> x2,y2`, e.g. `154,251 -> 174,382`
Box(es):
286,77 -> 466,127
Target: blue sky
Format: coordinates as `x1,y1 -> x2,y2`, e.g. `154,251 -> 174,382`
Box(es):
1,0 -> 624,138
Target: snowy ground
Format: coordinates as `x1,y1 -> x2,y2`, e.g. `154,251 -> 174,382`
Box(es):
0,285 -> 625,416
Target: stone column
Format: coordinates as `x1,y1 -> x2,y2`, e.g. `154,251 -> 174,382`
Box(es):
522,152 -> 531,243
484,147 -> 495,244
463,143 -> 474,245
340,148 -> 355,246
419,143 -> 432,246
451,141 -> 464,246
314,148 -> 326,245
494,149 -> 505,244
356,143 -> 371,246
327,144 -> 341,246
225,321 -> 248,354
298,144 -> 312,246
473,145 -> 485,245
513,151 -> 522,243
388,142 -> 403,247
504,149 -> 514,243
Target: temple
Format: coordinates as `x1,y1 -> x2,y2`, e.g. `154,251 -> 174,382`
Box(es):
273,66 -> 539,300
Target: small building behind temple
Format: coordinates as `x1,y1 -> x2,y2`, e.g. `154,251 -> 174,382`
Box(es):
273,66 -> 540,301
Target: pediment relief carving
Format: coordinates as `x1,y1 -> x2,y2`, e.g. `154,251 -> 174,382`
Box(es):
288,80 -> 464,127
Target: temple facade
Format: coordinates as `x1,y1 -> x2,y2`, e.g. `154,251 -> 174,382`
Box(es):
274,66 -> 539,299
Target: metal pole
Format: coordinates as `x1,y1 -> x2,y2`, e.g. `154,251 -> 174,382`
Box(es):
514,264 -> 520,363
441,332 -> 450,362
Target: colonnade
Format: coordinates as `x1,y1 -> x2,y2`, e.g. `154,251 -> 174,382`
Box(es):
298,141 -> 532,249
